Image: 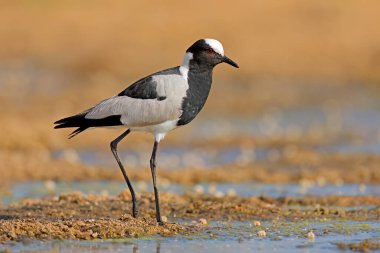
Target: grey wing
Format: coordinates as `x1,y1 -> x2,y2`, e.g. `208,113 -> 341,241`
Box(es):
118,66 -> 180,99
85,74 -> 189,127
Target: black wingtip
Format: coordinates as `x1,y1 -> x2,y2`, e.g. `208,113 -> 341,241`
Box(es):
68,127 -> 86,139
54,114 -> 122,138
54,117 -> 70,125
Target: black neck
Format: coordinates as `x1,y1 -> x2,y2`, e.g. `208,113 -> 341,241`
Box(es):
177,61 -> 214,126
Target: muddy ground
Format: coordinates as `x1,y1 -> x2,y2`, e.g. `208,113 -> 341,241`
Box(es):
1,192 -> 379,243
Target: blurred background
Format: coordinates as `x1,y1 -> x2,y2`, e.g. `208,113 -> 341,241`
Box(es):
1,0 -> 380,198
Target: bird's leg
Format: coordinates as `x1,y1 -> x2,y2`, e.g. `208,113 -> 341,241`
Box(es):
110,129 -> 138,218
150,140 -> 163,224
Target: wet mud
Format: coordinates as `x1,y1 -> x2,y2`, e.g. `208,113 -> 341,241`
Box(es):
1,192 -> 379,243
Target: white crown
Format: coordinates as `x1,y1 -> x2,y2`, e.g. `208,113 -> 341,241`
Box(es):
204,38 -> 224,56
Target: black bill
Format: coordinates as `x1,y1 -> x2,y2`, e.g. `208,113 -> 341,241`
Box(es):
223,56 -> 239,68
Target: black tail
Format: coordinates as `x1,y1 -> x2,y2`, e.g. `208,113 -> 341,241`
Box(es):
54,113 -> 123,139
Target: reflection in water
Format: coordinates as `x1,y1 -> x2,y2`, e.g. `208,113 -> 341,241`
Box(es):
132,242 -> 161,253
133,243 -> 138,253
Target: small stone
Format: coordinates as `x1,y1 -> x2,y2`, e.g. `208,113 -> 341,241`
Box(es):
198,218 -> 208,225
307,231 -> 315,240
193,185 -> 204,194
208,184 -> 217,194
226,188 -> 237,197
254,220 -> 261,227
118,189 -> 132,200
91,232 -> 98,238
136,181 -> 148,192
161,216 -> 168,223
257,230 -> 266,237
159,178 -> 171,189
214,191 -> 225,198
62,149 -> 80,164
100,190 -> 109,197
44,180 -> 56,192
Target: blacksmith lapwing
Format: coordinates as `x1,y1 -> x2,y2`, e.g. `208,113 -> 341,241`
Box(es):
54,38 -> 239,224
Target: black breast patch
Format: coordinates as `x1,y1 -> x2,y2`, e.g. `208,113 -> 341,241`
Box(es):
177,68 -> 213,126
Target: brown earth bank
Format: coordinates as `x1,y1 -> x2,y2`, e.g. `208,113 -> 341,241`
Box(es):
1,192 -> 379,243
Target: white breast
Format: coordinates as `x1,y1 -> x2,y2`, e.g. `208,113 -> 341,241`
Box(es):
130,119 -> 178,142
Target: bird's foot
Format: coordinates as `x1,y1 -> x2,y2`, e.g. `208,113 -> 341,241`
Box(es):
156,216 -> 164,226
132,208 -> 139,218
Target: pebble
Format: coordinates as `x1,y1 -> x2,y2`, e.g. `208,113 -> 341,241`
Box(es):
359,184 -> 366,193
226,188 -> 237,197
136,181 -> 148,192
257,230 -> 266,237
214,191 -> 225,198
44,180 -> 56,192
254,220 -> 261,227
198,218 -> 208,225
307,231 -> 315,240
161,216 -> 168,223
62,149 -> 80,164
193,185 -> 205,194
208,184 -> 217,194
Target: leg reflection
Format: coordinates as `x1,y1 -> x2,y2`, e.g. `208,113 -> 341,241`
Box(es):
133,243 -> 138,253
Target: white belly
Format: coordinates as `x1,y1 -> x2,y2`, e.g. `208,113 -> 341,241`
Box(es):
130,119 -> 178,142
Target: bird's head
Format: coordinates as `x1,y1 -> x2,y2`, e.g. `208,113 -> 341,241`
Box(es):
184,38 -> 239,69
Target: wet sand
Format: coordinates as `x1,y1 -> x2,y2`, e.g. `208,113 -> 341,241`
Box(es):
1,192 -> 379,243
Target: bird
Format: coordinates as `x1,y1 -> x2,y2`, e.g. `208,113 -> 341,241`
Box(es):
54,38 -> 239,224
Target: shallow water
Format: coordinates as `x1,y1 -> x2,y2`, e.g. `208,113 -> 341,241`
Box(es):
1,220 -> 379,253
1,180 -> 380,206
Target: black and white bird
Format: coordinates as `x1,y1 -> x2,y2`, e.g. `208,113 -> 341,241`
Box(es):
54,38 -> 239,224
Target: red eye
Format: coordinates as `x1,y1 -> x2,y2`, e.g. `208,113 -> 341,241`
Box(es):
207,49 -> 214,54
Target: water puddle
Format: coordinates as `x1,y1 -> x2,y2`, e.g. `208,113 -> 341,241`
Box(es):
2,180 -> 379,206
1,220 -> 379,253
